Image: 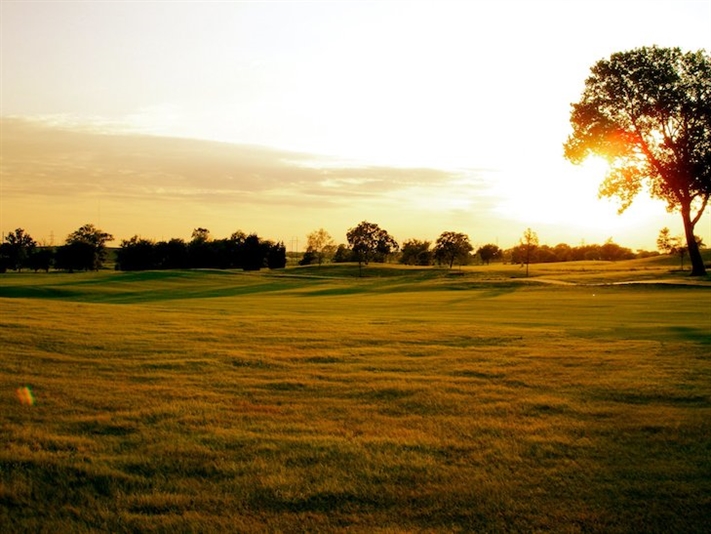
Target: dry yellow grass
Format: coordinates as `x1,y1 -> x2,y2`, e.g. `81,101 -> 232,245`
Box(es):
1,266 -> 710,532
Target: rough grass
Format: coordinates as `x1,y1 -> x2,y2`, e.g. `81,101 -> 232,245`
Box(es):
1,262 -> 710,532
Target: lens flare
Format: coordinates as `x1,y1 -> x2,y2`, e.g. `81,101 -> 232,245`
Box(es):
17,386 -> 35,406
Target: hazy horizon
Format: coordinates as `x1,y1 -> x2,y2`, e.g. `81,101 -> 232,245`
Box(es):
2,1 -> 710,251
1,117 -> 698,252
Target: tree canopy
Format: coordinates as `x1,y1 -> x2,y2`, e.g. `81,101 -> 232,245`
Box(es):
400,239 -> 433,266
433,231 -> 473,268
58,223 -> 114,271
1,228 -> 37,271
516,228 -> 539,277
564,46 -> 711,276
115,230 -> 285,271
304,228 -> 336,266
477,244 -> 502,265
346,221 -> 398,272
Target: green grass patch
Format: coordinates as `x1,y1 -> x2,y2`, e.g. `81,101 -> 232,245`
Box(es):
1,263 -> 710,532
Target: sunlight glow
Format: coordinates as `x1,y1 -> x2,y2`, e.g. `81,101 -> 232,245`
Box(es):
1,1 -> 709,250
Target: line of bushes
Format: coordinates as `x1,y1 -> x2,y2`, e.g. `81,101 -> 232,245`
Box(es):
115,231 -> 286,271
0,226 -> 286,273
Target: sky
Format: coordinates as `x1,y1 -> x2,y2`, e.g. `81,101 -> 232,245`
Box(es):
1,0 -> 710,251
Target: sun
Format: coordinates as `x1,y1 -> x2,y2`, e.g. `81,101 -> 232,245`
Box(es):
578,154 -> 609,179
490,152 -> 678,248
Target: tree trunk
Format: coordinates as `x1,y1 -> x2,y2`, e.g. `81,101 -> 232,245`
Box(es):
681,202 -> 706,276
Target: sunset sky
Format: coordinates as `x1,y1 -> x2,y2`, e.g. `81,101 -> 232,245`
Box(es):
2,0 -> 710,251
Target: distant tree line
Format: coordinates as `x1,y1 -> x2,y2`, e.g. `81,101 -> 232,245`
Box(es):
297,222 -> 661,271
0,224 -> 112,273
115,228 -> 286,271
4,221 -> 694,276
0,225 -> 286,273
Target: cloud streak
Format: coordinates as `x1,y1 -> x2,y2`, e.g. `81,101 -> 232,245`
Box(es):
0,118 -> 503,243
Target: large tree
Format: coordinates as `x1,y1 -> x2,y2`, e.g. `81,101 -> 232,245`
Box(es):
2,228 -> 37,271
346,221 -> 398,274
564,46 -> 711,276
60,223 -> 114,271
433,231 -> 473,268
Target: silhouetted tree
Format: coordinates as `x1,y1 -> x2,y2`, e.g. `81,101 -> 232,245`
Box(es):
27,247 -> 53,272
55,241 -> 96,272
265,240 -> 287,269
0,243 -> 10,273
116,236 -> 158,271
400,239 -> 432,266
2,228 -> 37,271
225,231 -> 247,269
434,231 -> 473,268
346,221 -> 398,274
299,250 -> 318,266
242,234 -> 263,271
477,243 -> 502,265
155,238 -> 188,269
565,46 -> 711,276
188,227 -> 215,268
58,224 -> 114,271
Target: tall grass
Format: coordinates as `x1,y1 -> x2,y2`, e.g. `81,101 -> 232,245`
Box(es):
1,264 -> 710,532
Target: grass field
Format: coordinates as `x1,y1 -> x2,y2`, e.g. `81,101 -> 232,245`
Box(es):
1,260 -> 710,532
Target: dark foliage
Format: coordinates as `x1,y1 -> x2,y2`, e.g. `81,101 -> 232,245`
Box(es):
114,230 -> 285,272
400,239 -> 433,266
55,241 -> 97,272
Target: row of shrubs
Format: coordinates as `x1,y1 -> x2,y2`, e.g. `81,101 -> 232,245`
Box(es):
0,226 -> 286,273
1,223 -> 657,274
115,233 -> 286,271
300,240 -> 646,267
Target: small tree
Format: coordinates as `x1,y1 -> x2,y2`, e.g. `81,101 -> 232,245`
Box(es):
519,228 -> 539,277
346,221 -> 398,275
657,227 -> 677,255
304,228 -> 336,266
434,231 -> 473,269
657,227 -> 704,270
477,243 -> 502,265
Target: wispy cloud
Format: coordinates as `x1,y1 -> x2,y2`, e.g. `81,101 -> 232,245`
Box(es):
0,118 -> 505,242
1,118 -> 488,200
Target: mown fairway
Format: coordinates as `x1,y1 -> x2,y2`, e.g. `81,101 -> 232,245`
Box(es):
1,263 -> 710,532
